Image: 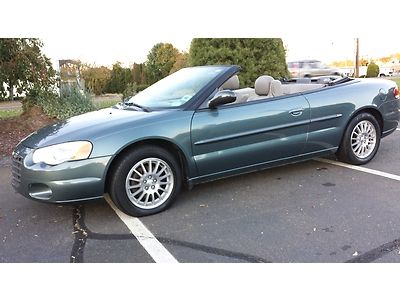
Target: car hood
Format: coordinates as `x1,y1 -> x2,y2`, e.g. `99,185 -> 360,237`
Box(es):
21,107 -> 170,149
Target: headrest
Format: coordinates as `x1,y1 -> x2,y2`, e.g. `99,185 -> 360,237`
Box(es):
221,75 -> 239,90
255,75 -> 273,95
269,80 -> 283,97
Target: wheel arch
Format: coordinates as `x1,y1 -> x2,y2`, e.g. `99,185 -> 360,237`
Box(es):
338,106 -> 383,149
103,138 -> 191,194
348,107 -> 383,133
336,106 -> 383,164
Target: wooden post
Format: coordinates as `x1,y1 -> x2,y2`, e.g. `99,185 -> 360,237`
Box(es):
355,38 -> 359,78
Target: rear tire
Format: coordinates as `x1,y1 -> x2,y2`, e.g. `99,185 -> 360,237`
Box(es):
336,112 -> 381,165
109,146 -> 182,217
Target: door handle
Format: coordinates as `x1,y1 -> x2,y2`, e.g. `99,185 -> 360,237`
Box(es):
289,108 -> 304,117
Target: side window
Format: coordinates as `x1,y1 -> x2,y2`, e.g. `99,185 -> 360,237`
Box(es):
308,62 -> 317,68
311,62 -> 323,68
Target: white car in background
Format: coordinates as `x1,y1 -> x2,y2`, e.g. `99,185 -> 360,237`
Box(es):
378,67 -> 393,77
288,60 -> 342,78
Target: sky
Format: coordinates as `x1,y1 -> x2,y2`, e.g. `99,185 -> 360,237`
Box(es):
39,35 -> 397,69
2,0 -> 400,68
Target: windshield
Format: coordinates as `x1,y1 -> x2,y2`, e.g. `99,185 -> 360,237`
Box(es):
126,66 -> 225,108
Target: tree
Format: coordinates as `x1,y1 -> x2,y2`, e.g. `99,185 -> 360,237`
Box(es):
132,63 -> 146,85
331,59 -> 354,68
145,43 -> 179,84
360,58 -> 369,66
379,56 -> 392,64
81,65 -> 111,95
0,38 -> 56,103
188,38 -> 289,87
169,51 -> 188,74
104,62 -> 132,94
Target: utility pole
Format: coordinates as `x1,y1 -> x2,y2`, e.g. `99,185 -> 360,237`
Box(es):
355,38 -> 359,77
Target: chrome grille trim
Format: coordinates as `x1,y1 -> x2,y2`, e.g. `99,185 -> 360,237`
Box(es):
11,154 -> 23,187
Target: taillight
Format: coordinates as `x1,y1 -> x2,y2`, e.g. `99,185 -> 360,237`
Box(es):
394,86 -> 399,99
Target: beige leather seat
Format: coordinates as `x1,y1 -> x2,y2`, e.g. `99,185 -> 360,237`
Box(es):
235,87 -> 255,103
221,75 -> 240,90
220,75 -> 254,104
268,80 -> 283,97
247,75 -> 273,101
281,83 -> 325,94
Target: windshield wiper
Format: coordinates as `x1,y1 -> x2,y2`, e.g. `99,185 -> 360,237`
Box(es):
123,101 -> 152,112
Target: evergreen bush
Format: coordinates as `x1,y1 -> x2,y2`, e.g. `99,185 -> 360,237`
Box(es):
366,62 -> 379,78
188,38 -> 289,87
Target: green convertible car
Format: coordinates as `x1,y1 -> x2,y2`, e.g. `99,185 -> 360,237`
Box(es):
12,65 -> 400,216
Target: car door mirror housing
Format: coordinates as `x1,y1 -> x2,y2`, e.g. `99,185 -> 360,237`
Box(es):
208,90 -> 237,109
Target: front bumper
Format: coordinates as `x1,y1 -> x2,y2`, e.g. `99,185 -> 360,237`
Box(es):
12,143 -> 112,203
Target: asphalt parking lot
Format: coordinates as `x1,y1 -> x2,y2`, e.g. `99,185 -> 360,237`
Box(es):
1,128 -> 399,263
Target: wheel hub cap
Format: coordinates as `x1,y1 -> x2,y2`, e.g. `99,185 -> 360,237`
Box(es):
350,120 -> 377,159
125,158 -> 174,209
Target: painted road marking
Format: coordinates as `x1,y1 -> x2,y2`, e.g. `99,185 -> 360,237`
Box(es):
315,158 -> 400,182
105,194 -> 179,263
396,128 -> 400,131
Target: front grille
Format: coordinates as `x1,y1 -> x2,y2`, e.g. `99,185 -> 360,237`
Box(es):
11,154 -> 23,188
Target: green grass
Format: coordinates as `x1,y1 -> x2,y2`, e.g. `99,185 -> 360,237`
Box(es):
390,77 -> 400,87
0,109 -> 22,119
94,99 -> 120,110
0,98 -> 120,120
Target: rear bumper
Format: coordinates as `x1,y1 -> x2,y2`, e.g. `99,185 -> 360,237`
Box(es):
12,143 -> 112,203
382,126 -> 398,138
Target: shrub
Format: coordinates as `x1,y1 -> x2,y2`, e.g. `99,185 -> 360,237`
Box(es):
137,84 -> 149,92
121,82 -> 138,100
38,85 -> 95,120
366,62 -> 379,78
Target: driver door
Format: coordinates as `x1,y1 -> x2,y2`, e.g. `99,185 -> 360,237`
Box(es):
191,95 -> 310,177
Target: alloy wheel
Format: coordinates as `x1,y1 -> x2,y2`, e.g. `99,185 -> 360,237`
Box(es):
350,120 -> 377,159
125,157 -> 174,209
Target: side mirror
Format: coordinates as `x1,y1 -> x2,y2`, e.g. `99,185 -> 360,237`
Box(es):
208,90 -> 236,109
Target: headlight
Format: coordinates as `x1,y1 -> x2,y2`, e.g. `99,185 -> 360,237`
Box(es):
32,141 -> 93,165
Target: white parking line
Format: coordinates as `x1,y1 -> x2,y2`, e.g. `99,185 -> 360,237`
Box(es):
105,194 -> 179,263
396,128 -> 400,131
315,158 -> 400,182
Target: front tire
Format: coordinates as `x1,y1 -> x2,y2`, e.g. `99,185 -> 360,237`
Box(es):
109,146 -> 182,217
336,112 -> 381,165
